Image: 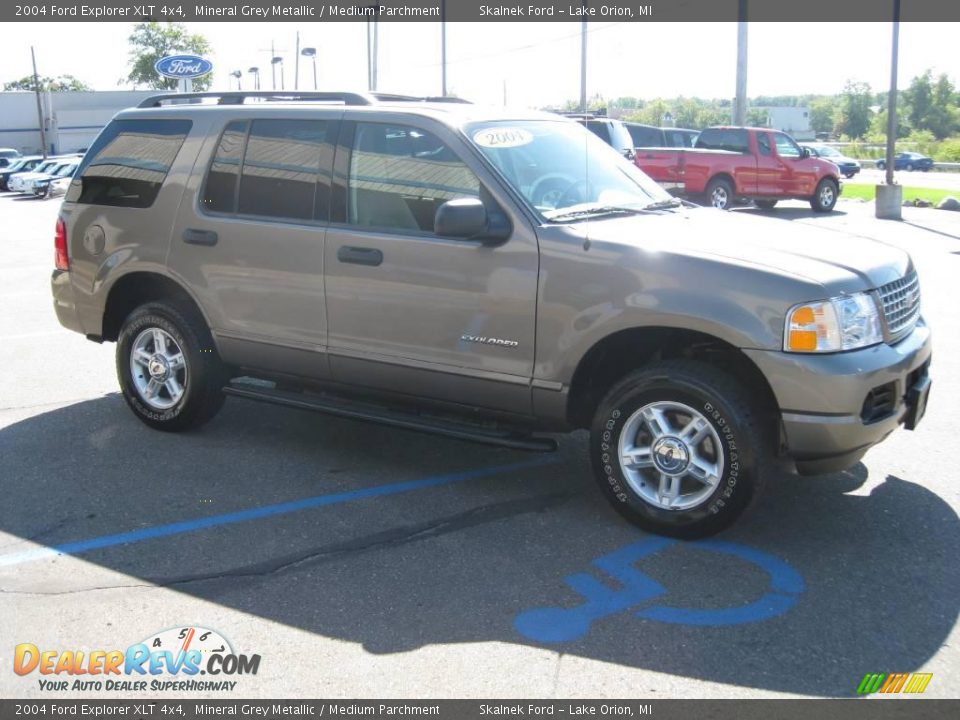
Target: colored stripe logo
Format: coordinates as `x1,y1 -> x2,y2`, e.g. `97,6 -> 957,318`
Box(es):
857,672 -> 933,694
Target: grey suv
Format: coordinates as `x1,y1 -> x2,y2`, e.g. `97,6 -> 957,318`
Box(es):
52,91 -> 932,538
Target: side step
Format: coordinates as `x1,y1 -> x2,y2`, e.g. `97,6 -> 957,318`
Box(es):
223,380 -> 558,453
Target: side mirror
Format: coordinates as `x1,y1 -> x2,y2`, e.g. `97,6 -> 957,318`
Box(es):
434,198 -> 511,244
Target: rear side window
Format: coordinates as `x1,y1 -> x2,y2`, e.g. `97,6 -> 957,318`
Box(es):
584,121 -> 612,145
67,119 -> 191,207
201,118 -> 330,222
627,124 -> 662,148
696,128 -> 749,154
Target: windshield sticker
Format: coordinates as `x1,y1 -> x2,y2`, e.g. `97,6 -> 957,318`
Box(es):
473,127 -> 534,149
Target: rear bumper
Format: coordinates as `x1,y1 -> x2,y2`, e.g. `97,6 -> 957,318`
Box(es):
51,270 -> 85,335
745,321 -> 932,474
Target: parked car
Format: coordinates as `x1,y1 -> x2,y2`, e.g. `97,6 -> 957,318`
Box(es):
51,91 -> 930,538
8,157 -> 78,193
31,161 -> 79,197
625,122 -> 699,149
565,114 -> 635,158
635,126 -> 843,211
0,156 -> 44,190
803,144 -> 861,179
0,148 -> 22,167
44,174 -> 73,200
876,152 -> 934,172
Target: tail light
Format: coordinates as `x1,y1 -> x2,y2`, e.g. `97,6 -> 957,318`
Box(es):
54,217 -> 69,270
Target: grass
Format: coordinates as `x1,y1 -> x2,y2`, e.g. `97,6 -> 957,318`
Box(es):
841,183 -> 956,205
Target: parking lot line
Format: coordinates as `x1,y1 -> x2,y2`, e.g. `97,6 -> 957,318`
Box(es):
0,457 -> 555,568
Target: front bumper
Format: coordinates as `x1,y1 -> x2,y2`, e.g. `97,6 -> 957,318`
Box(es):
745,321 -> 932,474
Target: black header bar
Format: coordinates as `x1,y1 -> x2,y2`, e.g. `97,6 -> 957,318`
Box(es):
3,0 -> 960,23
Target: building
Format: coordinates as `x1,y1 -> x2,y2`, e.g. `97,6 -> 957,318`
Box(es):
757,106 -> 815,141
0,90 -> 158,155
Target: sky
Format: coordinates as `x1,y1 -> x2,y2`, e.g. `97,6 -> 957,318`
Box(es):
2,22 -> 959,108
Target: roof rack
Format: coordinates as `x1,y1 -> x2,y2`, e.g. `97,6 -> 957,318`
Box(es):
137,91 -> 377,108
137,91 -> 473,109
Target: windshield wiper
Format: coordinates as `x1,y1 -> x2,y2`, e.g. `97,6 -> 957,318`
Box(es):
546,205 -> 649,222
642,198 -> 684,211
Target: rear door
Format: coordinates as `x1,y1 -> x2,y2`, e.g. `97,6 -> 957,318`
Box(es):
322,117 -> 539,415
168,113 -> 337,379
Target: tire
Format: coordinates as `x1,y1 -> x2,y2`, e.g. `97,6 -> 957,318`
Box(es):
116,300 -> 227,432
844,172 -> 856,179
905,163 -> 914,172
754,199 -> 778,209
589,360 -> 766,538
876,161 -> 885,170
705,177 -> 734,210
810,178 -> 839,213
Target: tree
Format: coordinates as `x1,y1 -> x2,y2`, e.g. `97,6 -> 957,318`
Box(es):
903,70 -> 958,139
833,81 -> 873,139
809,97 -> 836,135
3,75 -> 91,92
124,22 -> 212,91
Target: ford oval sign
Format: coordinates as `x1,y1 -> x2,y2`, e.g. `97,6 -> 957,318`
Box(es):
154,55 -> 213,80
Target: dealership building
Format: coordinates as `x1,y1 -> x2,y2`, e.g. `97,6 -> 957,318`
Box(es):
0,90 -> 157,155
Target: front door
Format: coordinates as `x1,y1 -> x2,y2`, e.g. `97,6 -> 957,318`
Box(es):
772,131 -> 818,196
323,119 -> 539,416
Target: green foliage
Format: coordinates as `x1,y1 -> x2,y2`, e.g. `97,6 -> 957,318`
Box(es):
939,139 -> 960,162
902,70 -> 959,140
124,22 -> 212,91
833,81 -> 873,139
3,75 -> 91,92
809,97 -> 836,134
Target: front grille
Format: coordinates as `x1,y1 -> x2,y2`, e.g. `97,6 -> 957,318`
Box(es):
877,271 -> 921,342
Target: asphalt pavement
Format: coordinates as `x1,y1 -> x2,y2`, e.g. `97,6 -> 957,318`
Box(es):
1,192 -> 958,699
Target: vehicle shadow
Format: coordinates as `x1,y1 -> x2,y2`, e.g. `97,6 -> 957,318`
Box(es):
0,395 -> 957,697
734,206 -> 850,220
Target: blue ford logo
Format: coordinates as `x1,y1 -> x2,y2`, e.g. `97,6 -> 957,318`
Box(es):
154,55 -> 213,79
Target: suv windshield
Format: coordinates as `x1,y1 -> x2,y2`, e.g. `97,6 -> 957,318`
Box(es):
466,120 -> 670,221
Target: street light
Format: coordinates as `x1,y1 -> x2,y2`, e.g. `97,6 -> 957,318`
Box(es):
271,56 -> 284,90
229,70 -> 242,90
301,47 -> 317,90
247,67 -> 260,90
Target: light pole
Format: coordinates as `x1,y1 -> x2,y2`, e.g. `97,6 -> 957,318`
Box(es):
230,70 -> 242,90
272,56 -> 284,91
301,47 -> 317,90
247,67 -> 260,90
876,0 -> 902,219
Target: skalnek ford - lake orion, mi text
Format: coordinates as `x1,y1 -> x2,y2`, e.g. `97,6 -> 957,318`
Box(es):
480,4 -> 649,17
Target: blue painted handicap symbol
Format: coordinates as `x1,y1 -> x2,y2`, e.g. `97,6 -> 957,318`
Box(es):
514,538 -> 805,643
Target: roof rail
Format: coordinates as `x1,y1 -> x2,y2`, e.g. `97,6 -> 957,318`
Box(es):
137,91 -> 376,108
372,93 -> 472,104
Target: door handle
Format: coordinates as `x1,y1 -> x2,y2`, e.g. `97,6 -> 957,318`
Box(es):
182,228 -> 219,246
337,246 -> 383,267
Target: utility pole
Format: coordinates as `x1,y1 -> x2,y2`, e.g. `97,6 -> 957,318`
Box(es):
733,0 -> 748,125
876,0 -> 902,219
294,31 -> 300,90
441,0 -> 447,96
31,46 -> 47,159
579,4 -> 587,113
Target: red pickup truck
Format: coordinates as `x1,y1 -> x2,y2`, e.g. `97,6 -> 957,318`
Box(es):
634,126 -> 842,212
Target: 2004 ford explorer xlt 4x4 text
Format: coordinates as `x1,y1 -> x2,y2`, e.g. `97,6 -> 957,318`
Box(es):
50,91 -> 932,538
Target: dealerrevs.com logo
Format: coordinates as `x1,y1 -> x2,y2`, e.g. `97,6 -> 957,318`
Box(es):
14,626 -> 261,693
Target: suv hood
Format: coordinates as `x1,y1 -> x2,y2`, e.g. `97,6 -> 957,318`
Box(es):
581,207 -> 910,293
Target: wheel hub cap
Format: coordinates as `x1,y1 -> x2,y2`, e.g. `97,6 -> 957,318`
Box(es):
148,356 -> 169,381
652,436 -> 690,475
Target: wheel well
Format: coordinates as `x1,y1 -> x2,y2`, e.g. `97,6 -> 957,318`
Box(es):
101,272 -> 203,342
567,327 -> 780,431
707,173 -> 735,191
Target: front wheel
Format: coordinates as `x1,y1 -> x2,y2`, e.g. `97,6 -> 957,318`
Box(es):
705,177 -> 734,210
810,178 -> 839,213
590,361 -> 765,538
876,161 -> 886,170
117,301 -> 227,432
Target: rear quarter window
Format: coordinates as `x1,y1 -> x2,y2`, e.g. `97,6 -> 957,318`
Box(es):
695,128 -> 749,154
66,118 -> 191,208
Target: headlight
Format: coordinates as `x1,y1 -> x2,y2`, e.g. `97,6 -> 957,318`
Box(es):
784,292 -> 883,352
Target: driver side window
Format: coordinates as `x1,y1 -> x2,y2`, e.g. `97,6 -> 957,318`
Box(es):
774,133 -> 801,159
348,123 -> 480,234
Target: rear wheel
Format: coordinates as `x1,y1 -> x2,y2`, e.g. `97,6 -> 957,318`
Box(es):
876,161 -> 886,170
705,177 -> 734,210
589,361 -> 765,538
117,301 -> 227,432
810,178 -> 839,213
754,199 -> 778,209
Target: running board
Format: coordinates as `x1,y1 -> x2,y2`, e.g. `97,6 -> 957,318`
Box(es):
223,381 -> 558,453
